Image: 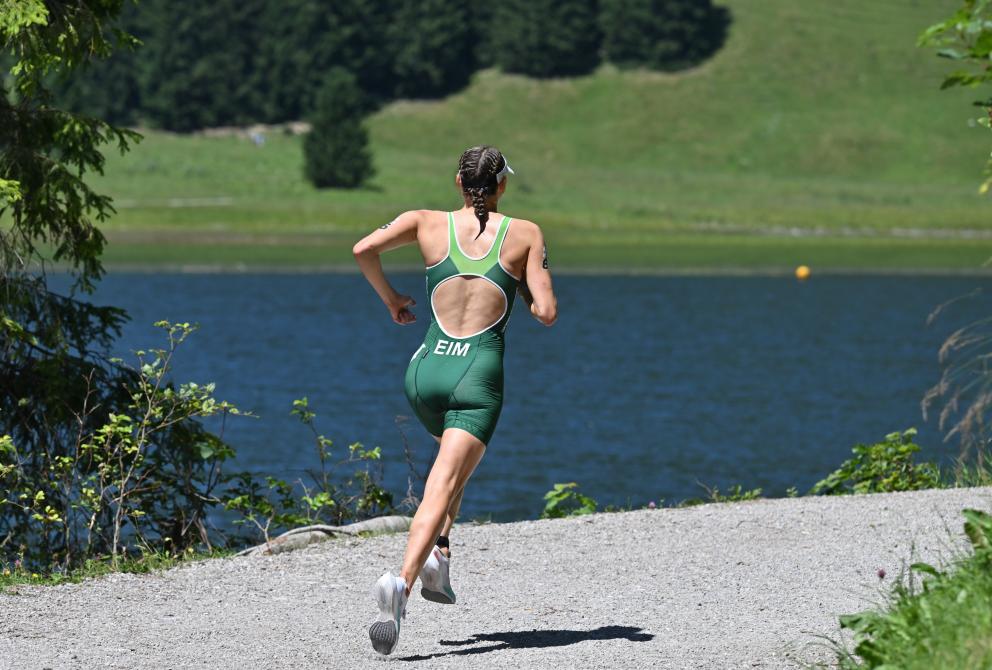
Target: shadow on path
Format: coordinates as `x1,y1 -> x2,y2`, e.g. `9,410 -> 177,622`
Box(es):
399,625 -> 653,661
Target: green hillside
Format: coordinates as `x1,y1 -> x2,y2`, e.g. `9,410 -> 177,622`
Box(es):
98,0 -> 992,270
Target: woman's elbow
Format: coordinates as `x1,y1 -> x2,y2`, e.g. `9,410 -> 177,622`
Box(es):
352,240 -> 375,258
532,301 -> 558,326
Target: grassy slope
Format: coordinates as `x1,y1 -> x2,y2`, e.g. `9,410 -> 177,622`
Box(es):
96,0 -> 992,270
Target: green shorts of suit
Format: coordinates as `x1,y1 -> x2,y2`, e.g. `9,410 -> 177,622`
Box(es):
404,323 -> 504,445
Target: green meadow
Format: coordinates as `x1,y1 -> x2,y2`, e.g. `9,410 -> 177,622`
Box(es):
96,0 -> 992,271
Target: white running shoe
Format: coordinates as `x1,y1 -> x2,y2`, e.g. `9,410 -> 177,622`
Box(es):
369,572 -> 408,655
419,547 -> 456,604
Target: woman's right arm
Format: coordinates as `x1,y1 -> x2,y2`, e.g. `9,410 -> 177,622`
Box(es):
523,224 -> 557,326
352,211 -> 421,325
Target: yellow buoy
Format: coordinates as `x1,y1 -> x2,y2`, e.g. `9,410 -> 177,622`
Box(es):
795,265 -> 811,281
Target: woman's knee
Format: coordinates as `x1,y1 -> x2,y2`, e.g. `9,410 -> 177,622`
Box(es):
423,476 -> 459,503
420,428 -> 485,504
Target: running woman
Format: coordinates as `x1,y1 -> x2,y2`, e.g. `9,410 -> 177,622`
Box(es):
352,145 -> 558,655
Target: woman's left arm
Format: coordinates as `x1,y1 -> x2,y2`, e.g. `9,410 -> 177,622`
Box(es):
352,211 -> 422,325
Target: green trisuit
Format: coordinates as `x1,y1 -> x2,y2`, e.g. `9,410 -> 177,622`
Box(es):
404,213 -> 519,445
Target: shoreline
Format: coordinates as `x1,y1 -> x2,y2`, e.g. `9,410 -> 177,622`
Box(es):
90,230 -> 992,274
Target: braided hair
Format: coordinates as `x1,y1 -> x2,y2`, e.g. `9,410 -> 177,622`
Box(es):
457,145 -> 507,238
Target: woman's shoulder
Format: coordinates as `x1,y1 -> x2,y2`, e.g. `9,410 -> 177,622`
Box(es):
395,208 -> 447,222
500,212 -> 536,229
504,215 -> 543,242
387,209 -> 448,235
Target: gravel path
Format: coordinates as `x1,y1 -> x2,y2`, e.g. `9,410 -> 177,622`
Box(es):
2,487 -> 990,670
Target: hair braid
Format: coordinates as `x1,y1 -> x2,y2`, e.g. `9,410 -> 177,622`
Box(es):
457,145 -> 507,238
467,186 -> 489,233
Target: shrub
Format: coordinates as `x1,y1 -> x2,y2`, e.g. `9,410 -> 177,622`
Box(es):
810,428 -> 941,496
919,0 -> 992,195
303,67 -> 374,189
677,483 -> 763,507
223,397 -> 393,544
0,320 -> 396,573
541,482 -> 598,518
0,321 -> 242,571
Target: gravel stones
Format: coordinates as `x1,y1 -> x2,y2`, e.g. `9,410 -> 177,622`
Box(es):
1,487 -> 989,669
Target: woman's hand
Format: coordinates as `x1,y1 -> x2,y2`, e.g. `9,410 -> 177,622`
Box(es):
387,294 -> 417,325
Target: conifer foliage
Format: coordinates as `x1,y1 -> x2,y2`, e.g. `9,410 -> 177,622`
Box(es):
490,0 -> 602,78
303,68 -> 375,189
600,0 -> 730,71
388,0 -> 478,98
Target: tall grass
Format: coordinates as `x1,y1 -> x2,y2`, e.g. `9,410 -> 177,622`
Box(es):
923,288 -> 992,485
834,509 -> 992,669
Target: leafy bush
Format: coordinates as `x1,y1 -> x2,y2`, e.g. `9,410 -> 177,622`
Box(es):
704,484 -> 763,503
0,320 -> 396,573
810,428 -> 941,496
223,397 -> 393,544
599,0 -> 731,71
678,483 -> 763,507
541,482 -> 598,518
490,0 -> 601,78
0,321 -> 242,571
836,508 -> 992,669
919,0 -> 992,194
303,67 -> 374,189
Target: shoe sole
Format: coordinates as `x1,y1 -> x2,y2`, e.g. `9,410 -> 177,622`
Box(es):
420,586 -> 455,605
370,574 -> 403,655
369,620 -> 398,654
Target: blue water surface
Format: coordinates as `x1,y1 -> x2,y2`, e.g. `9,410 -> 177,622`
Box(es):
70,272 -> 990,520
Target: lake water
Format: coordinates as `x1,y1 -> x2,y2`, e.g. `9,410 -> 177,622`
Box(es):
76,272 -> 990,521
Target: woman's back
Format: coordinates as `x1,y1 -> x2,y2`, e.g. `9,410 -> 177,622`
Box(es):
417,209 -> 532,339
